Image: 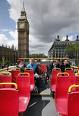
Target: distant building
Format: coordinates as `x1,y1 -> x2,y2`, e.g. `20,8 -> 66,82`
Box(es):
48,35 -> 79,59
17,3 -> 29,58
0,45 -> 18,64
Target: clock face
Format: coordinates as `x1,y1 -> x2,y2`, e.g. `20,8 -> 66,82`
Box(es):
19,23 -> 25,29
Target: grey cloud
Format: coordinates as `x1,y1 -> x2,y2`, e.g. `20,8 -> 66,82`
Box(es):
30,42 -> 48,48
25,0 -> 79,44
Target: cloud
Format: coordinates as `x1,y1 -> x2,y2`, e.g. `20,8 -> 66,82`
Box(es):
6,0 -> 21,21
0,30 -> 18,49
9,30 -> 18,41
9,30 -> 18,49
0,34 -> 8,46
6,0 -> 79,54
29,34 -> 52,54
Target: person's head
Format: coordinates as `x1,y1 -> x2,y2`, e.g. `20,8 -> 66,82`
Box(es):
35,59 -> 37,63
29,58 -> 35,64
20,59 -> 24,64
64,59 -> 69,65
55,59 -> 60,64
50,60 -> 53,63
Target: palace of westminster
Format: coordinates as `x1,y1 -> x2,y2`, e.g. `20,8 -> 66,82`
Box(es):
0,5 -> 79,64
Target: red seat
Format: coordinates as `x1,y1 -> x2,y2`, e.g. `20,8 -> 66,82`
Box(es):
72,76 -> 79,92
50,68 -> 61,92
25,69 -> 35,91
12,69 -> 35,92
65,68 -> 75,76
55,72 -> 75,115
11,69 -> 20,82
68,84 -> 79,116
0,74 -> 12,88
0,74 -> 12,82
16,72 -> 30,112
75,75 -> 79,83
0,83 -> 19,116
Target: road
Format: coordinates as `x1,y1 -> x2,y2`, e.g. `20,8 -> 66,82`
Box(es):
23,88 -> 58,116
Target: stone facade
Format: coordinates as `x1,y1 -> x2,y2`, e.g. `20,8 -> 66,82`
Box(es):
0,45 -> 18,64
48,35 -> 79,59
17,6 -> 29,58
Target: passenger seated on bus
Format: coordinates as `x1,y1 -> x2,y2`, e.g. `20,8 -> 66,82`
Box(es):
18,59 -> 26,68
18,59 -> 26,72
60,59 -> 71,72
26,58 -> 38,74
48,60 -> 54,73
54,59 -> 61,68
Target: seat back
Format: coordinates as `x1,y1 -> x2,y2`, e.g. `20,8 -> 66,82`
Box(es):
0,74 -> 12,82
25,69 -> 35,91
0,74 -> 12,88
11,69 -> 20,82
75,75 -> 79,84
0,83 -> 19,116
56,72 -> 75,99
16,72 -> 30,98
68,84 -> 79,116
65,68 -> 75,76
50,68 -> 61,92
72,76 -> 79,92
17,73 -> 30,112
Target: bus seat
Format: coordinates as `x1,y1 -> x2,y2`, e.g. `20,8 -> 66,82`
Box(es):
16,72 -> 30,112
25,69 -> 35,91
0,74 -> 12,88
50,68 -> 61,92
65,68 -> 75,76
0,83 -> 19,116
55,72 -> 75,115
11,70 -> 20,82
68,84 -> 79,116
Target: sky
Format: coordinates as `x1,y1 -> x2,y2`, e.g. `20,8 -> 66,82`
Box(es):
1,0 -> 79,55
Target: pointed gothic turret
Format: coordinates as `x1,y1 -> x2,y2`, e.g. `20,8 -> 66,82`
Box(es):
76,35 -> 79,41
22,0 -> 25,11
65,35 -> 69,41
20,1 -> 27,19
55,35 -> 60,41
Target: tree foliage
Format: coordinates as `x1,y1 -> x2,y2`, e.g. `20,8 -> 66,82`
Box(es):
65,43 -> 79,59
29,53 -> 47,58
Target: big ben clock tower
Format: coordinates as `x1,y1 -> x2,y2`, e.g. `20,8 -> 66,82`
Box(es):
17,3 -> 29,58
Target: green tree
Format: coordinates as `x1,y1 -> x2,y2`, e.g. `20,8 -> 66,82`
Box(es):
29,54 -> 47,58
65,43 -> 79,59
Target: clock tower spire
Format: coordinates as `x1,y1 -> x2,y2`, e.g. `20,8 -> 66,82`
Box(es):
22,0 -> 25,11
17,1 -> 29,58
